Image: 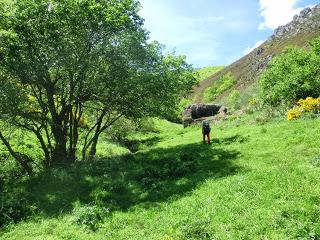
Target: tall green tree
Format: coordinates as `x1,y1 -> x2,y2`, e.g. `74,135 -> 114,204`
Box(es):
0,0 -> 195,172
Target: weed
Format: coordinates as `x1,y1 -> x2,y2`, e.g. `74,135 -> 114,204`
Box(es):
72,204 -> 108,231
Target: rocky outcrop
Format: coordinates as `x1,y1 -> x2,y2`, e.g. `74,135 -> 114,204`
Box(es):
182,104 -> 227,127
242,5 -> 320,85
270,5 -> 320,41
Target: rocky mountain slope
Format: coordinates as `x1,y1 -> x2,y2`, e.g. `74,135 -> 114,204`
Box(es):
192,4 -> 320,103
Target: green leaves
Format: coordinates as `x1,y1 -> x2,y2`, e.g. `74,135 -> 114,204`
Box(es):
259,38 -> 320,107
0,0 -> 195,165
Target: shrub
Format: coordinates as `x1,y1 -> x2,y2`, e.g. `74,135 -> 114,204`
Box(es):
297,97 -> 320,112
72,205 -> 108,231
260,37 -> 320,107
0,191 -> 37,228
137,118 -> 158,134
287,97 -> 320,120
228,90 -> 241,110
178,98 -> 192,112
287,108 -> 302,121
216,72 -> 236,95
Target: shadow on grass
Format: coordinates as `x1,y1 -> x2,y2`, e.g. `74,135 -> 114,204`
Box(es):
24,137 -> 243,216
120,135 -> 162,153
214,134 -> 249,145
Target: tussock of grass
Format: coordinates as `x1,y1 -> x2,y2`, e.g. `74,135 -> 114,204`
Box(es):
1,117 -> 320,239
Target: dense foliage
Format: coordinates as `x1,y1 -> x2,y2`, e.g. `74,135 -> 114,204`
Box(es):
0,0 -> 195,171
259,37 -> 320,107
203,72 -> 236,102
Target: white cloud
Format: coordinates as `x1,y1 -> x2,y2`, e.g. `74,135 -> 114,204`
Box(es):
258,0 -> 303,30
242,40 -> 264,55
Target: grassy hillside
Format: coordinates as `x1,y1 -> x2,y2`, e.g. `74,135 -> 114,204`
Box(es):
1,116 -> 320,239
191,7 -> 320,103
196,66 -> 224,82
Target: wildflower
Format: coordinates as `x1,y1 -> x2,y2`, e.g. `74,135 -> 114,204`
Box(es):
287,108 -> 302,120
287,97 -> 320,120
297,97 -> 320,112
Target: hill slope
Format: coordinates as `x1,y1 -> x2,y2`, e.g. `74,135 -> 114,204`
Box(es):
192,5 -> 320,103
196,66 -> 224,82
1,117 -> 320,239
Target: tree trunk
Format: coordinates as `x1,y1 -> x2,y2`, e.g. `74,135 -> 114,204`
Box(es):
51,125 -> 68,165
87,113 -> 122,160
88,134 -> 99,160
33,130 -> 51,168
0,131 -> 33,175
84,111 -> 105,161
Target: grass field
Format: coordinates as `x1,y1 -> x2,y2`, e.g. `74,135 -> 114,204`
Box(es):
196,66 -> 224,82
1,116 -> 320,239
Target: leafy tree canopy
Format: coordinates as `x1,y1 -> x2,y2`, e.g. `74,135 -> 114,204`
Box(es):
0,0 -> 195,172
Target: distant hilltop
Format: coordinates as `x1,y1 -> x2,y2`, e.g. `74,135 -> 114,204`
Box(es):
191,4 -> 320,103
271,4 -> 320,40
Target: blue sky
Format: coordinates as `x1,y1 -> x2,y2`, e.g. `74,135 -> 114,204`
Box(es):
139,0 -> 319,68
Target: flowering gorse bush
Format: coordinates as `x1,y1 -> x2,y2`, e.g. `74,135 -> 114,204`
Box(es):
297,97 -> 320,112
287,97 -> 320,120
287,108 -> 302,120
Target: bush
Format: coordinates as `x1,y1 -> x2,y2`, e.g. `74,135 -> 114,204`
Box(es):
72,204 -> 108,231
260,37 -> 320,107
0,191 -> 37,228
228,90 -> 241,110
137,118 -> 158,134
287,97 -> 320,120
106,117 -> 158,151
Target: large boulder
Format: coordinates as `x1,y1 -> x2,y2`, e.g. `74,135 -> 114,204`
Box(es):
190,104 -> 221,119
182,104 -> 227,127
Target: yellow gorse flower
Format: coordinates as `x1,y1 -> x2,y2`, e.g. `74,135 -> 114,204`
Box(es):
287,97 -> 320,120
287,108 -> 302,120
297,97 -> 320,112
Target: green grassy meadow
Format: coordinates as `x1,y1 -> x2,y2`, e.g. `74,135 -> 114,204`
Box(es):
1,116 -> 320,239
196,66 -> 224,82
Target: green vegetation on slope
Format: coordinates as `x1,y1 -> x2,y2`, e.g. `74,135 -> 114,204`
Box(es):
203,72 -> 236,103
260,38 -> 320,107
192,31 -> 320,103
196,66 -> 224,82
1,117 -> 320,239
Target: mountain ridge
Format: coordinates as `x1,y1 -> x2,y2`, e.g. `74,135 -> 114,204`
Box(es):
191,4 -> 320,103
